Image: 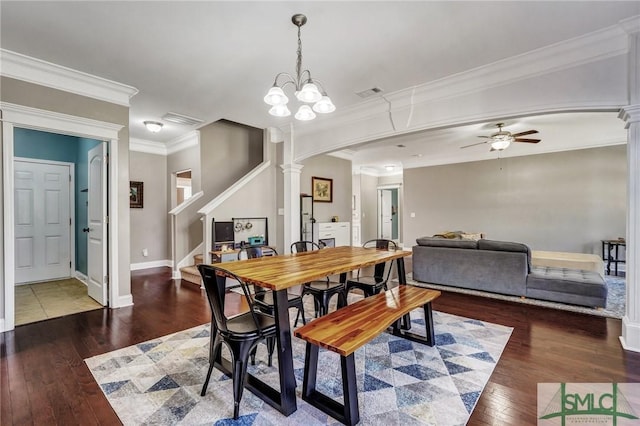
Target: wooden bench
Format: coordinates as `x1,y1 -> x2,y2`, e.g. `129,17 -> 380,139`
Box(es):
294,285 -> 441,425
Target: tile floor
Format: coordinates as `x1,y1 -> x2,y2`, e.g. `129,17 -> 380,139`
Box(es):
15,278 -> 103,326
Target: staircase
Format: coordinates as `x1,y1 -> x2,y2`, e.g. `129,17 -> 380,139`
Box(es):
180,253 -> 204,286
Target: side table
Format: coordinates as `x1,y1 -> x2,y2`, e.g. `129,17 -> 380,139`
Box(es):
601,239 -> 626,276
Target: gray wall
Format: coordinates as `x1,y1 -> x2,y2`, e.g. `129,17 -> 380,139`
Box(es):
301,155 -> 352,229
130,151 -> 168,264
1,76 -> 131,319
166,120 -> 264,262
403,145 -> 627,254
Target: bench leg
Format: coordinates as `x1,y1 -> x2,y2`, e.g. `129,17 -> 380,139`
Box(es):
423,302 -> 435,346
341,354 -> 360,426
302,343 -> 360,426
302,342 -> 319,400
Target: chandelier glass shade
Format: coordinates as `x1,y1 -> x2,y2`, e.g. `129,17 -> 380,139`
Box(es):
490,133 -> 514,151
264,14 -> 335,121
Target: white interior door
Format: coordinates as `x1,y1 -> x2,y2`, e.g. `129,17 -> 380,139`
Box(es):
87,143 -> 108,305
379,189 -> 392,239
14,160 -> 72,283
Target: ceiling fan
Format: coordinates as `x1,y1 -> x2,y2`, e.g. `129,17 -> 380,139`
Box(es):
461,122 -> 541,151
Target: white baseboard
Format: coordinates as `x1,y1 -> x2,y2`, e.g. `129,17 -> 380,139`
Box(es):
74,270 -> 88,285
130,259 -> 172,271
172,270 -> 182,280
113,294 -> 134,308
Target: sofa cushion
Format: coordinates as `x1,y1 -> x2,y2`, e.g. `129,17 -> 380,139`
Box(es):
478,239 -> 532,272
416,237 -> 478,249
527,266 -> 607,307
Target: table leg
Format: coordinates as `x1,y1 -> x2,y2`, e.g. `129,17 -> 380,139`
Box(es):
272,289 -> 297,415
396,257 -> 411,330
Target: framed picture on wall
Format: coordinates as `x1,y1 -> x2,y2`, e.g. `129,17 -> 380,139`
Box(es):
312,176 -> 333,203
130,181 -> 144,208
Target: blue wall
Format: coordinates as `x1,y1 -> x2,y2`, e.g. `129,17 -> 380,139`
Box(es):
14,128 -> 101,275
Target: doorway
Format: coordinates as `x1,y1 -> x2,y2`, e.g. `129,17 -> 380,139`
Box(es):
377,187 -> 400,242
2,102 -> 123,332
12,131 -> 104,325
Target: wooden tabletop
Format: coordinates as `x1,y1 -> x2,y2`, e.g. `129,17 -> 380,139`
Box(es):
214,246 -> 411,291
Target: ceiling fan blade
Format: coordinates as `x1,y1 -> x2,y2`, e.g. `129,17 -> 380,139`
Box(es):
489,147 -> 497,152
511,129 -> 538,137
477,135 -> 490,138
460,141 -> 488,149
514,138 -> 541,143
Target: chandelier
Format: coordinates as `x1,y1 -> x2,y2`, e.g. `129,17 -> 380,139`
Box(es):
263,14 -> 335,121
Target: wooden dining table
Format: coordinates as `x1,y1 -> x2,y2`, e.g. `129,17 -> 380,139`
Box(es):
212,245 -> 412,417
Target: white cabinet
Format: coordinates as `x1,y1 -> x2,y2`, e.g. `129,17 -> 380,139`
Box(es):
313,222 -> 350,247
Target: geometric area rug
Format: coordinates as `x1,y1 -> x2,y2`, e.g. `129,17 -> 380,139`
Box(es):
85,308 -> 512,425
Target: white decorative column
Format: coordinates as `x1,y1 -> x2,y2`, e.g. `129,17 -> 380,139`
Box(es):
620,105 -> 640,352
620,19 -> 640,352
280,124 -> 303,254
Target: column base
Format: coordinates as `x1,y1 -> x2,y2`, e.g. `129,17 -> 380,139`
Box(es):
620,315 -> 640,353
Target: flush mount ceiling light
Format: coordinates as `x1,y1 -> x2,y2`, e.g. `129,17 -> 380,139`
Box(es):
385,165 -> 395,171
264,14 -> 335,121
144,121 -> 163,132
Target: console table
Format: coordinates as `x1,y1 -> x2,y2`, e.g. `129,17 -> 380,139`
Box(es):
601,239 -> 626,276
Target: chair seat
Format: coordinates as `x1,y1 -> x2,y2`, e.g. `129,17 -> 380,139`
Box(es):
225,311 -> 276,337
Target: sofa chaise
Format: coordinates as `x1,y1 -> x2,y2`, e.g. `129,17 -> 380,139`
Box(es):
412,237 -> 607,308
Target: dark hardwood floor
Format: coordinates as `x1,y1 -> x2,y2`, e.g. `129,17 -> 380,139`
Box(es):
1,266 -> 638,425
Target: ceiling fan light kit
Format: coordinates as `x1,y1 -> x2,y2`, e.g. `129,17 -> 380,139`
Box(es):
461,122 -> 541,152
264,14 -> 335,121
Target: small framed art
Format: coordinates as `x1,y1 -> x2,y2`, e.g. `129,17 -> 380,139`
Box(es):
312,176 -> 333,203
130,181 -> 144,208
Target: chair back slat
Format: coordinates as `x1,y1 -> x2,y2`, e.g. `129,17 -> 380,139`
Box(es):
198,264 -> 268,337
291,241 -> 321,253
363,239 -> 398,281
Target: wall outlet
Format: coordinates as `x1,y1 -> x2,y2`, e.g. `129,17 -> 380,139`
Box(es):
410,212 -> 416,218
142,248 -> 148,257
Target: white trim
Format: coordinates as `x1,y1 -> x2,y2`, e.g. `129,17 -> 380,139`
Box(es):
75,270 -> 88,285
2,103 -> 124,332
166,130 -> 200,155
169,191 -> 203,215
197,160 -> 272,215
129,138 -> 167,155
178,244 -> 203,271
115,295 -> 134,308
129,130 -> 200,156
0,103 -> 122,139
0,49 -> 138,106
130,259 -> 172,271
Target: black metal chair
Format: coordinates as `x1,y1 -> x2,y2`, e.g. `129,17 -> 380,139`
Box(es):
345,239 -> 398,300
291,241 -> 346,321
238,246 -> 307,327
197,264 -> 277,419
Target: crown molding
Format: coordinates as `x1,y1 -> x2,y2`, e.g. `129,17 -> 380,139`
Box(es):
619,104 -> 640,127
129,138 -> 166,155
0,49 -> 138,106
295,17 -> 633,145
619,15 -> 640,35
327,149 -> 356,161
166,130 -> 200,155
129,130 -> 200,156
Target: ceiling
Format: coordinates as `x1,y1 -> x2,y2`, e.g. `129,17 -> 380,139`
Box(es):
1,1 -> 637,173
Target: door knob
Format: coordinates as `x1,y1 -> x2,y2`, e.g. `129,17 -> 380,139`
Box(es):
83,227 -> 90,233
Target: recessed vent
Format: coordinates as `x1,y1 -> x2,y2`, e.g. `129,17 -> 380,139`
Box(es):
355,87 -> 383,98
162,112 -> 204,126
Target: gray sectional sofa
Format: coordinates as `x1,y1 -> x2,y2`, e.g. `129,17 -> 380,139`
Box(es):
412,237 -> 607,308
